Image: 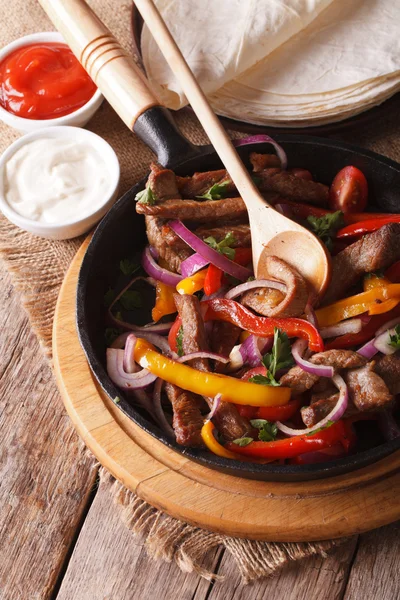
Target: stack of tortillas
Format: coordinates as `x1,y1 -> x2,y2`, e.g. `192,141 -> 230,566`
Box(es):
141,0 -> 400,127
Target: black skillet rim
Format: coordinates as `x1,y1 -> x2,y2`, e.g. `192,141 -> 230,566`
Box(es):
76,134 -> 400,481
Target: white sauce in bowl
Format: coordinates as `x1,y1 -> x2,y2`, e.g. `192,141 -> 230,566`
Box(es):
4,137 -> 110,224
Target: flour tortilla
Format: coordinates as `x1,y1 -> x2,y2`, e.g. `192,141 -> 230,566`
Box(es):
208,0 -> 400,126
141,0 -> 335,110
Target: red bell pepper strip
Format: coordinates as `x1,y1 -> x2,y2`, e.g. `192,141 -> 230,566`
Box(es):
204,298 -> 324,352
168,316 -> 182,354
237,399 -> 302,422
385,260 -> 400,283
325,303 -> 400,349
279,200 -> 400,226
225,420 -> 351,459
336,216 -> 400,239
233,247 -> 253,266
204,264 -> 223,296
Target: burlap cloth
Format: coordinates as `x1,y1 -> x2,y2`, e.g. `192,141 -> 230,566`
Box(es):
2,0 -> 400,585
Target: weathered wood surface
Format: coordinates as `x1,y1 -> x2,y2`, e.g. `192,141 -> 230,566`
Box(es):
1,258 -> 400,599
0,261 -> 98,600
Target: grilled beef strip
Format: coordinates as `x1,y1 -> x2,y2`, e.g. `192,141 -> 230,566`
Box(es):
174,293 -> 252,442
374,354 -> 400,395
249,153 -> 282,172
323,223 -> 400,304
210,321 -> 241,373
344,361 -> 393,412
161,222 -> 251,254
242,256 -> 308,318
165,383 -> 205,447
301,393 -> 339,428
145,216 -> 192,274
279,350 -> 367,395
136,196 -> 248,222
147,162 -> 181,201
176,170 -> 236,198
250,154 -> 329,206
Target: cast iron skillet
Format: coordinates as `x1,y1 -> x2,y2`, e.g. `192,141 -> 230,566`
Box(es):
77,105 -> 400,482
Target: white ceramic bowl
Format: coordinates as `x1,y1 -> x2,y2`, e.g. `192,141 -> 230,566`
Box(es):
0,32 -> 103,132
0,126 -> 120,240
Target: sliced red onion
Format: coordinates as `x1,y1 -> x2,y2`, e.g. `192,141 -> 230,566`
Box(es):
142,245 -> 182,286
375,317 -> 400,337
357,338 -> 379,360
149,246 -> 159,259
152,378 -> 175,437
277,374 -> 348,437
177,351 -> 229,364
169,220 -> 252,281
374,327 -> 400,355
292,339 -> 334,378
275,203 -> 292,217
304,302 -> 318,329
320,318 -> 363,340
110,332 -> 130,349
228,344 -> 244,370
206,393 -> 222,421
181,253 -> 209,278
233,135 -> 287,170
224,278 -> 286,300
106,348 -> 157,390
123,334 -> 139,373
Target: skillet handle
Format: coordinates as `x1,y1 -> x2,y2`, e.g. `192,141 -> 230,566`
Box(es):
38,0 -> 198,165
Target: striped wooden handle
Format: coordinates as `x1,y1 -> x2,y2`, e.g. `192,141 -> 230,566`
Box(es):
38,0 -> 160,129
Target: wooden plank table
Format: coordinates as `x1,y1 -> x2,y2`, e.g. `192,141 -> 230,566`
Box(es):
0,258 -> 399,599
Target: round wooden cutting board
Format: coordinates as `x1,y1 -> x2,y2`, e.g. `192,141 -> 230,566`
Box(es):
53,238 -> 400,542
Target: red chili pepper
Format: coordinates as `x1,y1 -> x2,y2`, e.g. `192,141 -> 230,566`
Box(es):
233,247 -> 253,266
325,303 -> 400,349
385,260 -> 400,283
204,298 -> 323,352
168,316 -> 182,354
225,420 -> 350,459
336,216 -> 400,239
203,264 -> 223,296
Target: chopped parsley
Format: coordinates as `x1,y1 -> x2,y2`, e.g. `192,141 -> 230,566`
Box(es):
197,179 -> 231,200
250,419 -> 278,442
135,187 -> 156,205
306,420 -> 335,436
120,258 -> 140,276
249,328 -> 293,387
232,436 -> 254,447
306,210 -> 344,251
105,327 -> 121,346
176,325 -> 184,357
104,288 -> 116,308
119,290 -> 142,310
249,372 -> 280,387
251,175 -> 262,186
204,231 -> 236,261
389,325 -> 400,350
364,270 -> 385,280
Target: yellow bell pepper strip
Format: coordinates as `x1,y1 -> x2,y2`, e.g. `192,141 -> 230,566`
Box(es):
152,282 -> 176,322
316,284 -> 400,326
363,274 -> 400,315
201,420 -> 242,459
176,268 -> 207,295
201,420 -> 276,463
134,338 -> 291,407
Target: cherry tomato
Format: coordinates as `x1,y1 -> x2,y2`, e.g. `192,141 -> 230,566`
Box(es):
288,168 -> 313,181
329,166 -> 368,213
168,316 -> 182,354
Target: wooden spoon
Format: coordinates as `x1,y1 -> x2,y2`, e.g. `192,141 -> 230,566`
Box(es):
132,0 -> 331,297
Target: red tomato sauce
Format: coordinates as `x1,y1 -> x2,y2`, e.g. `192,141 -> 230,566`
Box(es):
0,42 -> 97,120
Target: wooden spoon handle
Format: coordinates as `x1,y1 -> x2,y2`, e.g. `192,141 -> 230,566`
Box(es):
38,0 -> 160,129
133,0 -> 265,208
